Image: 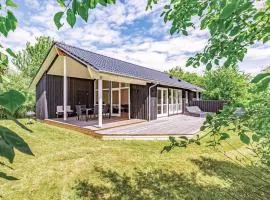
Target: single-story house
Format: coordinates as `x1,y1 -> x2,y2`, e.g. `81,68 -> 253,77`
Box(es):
31,42 -> 203,127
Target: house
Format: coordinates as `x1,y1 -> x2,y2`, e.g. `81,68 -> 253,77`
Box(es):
31,42 -> 203,128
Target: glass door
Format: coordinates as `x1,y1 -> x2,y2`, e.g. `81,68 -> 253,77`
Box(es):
111,89 -> 120,116
177,90 -> 182,113
157,88 -> 168,117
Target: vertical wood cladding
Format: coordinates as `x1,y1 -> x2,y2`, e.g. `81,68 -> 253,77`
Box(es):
36,74 -> 94,119
36,74 -> 48,120
130,84 -> 157,120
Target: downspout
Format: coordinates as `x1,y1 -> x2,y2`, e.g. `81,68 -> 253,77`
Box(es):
148,83 -> 159,121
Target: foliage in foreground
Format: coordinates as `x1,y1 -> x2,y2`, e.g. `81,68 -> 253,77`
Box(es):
164,72 -> 270,167
148,0 -> 270,69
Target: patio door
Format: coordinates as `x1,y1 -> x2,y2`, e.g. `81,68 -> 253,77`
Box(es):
169,88 -> 182,115
157,88 -> 168,118
111,89 -> 120,117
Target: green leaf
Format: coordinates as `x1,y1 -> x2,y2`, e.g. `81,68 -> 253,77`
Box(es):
240,133 -> 250,145
182,30 -> 188,36
0,138 -> 15,163
6,48 -> 16,58
219,132 -> 230,141
220,2 -> 237,19
67,9 -> 76,28
0,126 -> 34,163
6,0 -> 17,7
54,12 -> 64,29
72,0 -> 78,14
255,76 -> 270,92
78,5 -> 89,22
170,26 -> 177,35
0,89 -> 25,115
251,73 -> 270,83
252,134 -> 260,142
6,10 -> 17,31
229,26 -> 240,36
57,0 -> 65,7
99,0 -> 107,6
206,63 -> 212,71
89,0 -> 98,8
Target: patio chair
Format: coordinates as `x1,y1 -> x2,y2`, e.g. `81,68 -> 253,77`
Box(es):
103,104 -> 110,118
56,106 -> 63,118
75,105 -> 86,120
66,106 -> 74,116
80,105 -> 86,112
186,106 -> 206,117
89,105 -> 99,119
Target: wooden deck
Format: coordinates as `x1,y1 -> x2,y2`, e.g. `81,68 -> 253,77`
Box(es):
44,115 -> 205,140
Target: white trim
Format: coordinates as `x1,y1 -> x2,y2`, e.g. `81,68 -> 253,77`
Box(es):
196,92 -> 200,100
63,56 -> 67,121
185,91 -> 189,104
98,79 -> 103,127
128,87 -> 131,119
157,87 -> 168,118
111,83 -> 121,117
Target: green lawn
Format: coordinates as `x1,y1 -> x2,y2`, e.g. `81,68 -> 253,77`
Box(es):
0,119 -> 269,200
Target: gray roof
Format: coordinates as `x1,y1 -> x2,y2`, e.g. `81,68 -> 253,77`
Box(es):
55,42 -> 203,92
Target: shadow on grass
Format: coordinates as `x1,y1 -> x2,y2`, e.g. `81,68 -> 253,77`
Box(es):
0,172 -> 18,181
73,157 -> 270,200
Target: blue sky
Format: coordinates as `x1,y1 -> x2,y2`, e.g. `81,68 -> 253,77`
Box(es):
1,0 -> 269,75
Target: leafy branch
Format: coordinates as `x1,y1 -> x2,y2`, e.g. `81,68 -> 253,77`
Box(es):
54,0 -> 116,29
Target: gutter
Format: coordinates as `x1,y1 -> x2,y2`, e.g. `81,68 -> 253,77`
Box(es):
148,82 -> 159,121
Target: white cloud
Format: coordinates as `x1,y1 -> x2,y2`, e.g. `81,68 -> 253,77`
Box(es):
24,0 -> 40,9
1,0 -> 269,75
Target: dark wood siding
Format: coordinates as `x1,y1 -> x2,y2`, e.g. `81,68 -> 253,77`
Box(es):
150,85 -> 157,120
189,100 -> 227,113
130,84 -> 157,120
36,74 -> 48,120
130,84 -> 148,120
45,75 -> 94,118
46,75 -> 63,118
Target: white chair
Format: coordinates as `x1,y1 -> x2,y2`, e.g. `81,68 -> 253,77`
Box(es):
56,106 -> 64,118
66,106 -> 73,113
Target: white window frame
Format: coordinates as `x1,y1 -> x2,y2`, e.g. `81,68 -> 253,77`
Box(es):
157,87 -> 168,118
169,88 -> 183,115
94,81 -> 130,118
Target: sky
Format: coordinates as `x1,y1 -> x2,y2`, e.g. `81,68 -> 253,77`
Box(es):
1,0 -> 269,75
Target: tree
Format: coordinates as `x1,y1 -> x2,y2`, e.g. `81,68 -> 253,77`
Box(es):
147,0 -> 270,70
167,66 -> 204,88
203,66 -> 250,102
12,36 -> 53,80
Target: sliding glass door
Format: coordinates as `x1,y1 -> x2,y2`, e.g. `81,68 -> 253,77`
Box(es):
169,88 -> 182,115
157,88 -> 168,117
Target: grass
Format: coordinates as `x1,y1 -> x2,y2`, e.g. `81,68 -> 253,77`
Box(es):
0,119 -> 269,200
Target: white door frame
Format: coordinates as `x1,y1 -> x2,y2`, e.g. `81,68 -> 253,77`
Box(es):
111,83 -> 121,117
157,87 -> 168,118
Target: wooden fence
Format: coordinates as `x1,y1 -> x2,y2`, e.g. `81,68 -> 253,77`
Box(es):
188,100 -> 228,113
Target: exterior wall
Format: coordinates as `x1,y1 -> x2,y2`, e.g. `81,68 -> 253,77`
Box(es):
130,83 -> 157,120
36,74 -> 94,119
36,73 -> 48,120
130,84 -> 149,120
36,72 -> 201,120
